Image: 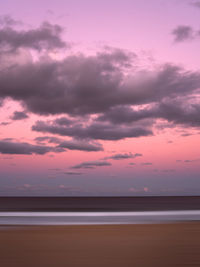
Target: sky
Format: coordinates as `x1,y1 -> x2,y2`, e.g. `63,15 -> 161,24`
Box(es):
0,0 -> 200,196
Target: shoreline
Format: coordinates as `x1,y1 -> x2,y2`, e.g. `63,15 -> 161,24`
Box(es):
1,210 -> 200,225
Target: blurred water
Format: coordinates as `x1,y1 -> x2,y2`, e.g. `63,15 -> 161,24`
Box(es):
1,210 -> 200,225
1,196 -> 200,212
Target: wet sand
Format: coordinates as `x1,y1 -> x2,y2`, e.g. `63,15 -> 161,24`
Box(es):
0,223 -> 200,267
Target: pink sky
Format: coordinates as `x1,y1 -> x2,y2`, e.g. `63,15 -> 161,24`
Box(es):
0,0 -> 200,195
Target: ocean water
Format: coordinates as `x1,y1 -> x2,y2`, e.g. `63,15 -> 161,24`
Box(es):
1,197 -> 200,225
1,210 -> 200,225
1,196 -> 200,212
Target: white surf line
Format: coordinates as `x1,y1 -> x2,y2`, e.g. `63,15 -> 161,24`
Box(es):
1,210 -> 200,225
0,210 -> 200,217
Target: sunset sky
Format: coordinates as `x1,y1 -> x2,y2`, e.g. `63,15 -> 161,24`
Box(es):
0,0 -> 200,196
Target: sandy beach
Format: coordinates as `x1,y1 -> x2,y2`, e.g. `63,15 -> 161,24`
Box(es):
0,223 -> 200,267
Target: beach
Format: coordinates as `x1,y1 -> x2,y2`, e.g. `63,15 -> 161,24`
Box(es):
1,223 -> 200,267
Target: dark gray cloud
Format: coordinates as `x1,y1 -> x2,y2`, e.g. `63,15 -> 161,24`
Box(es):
72,160 -> 111,169
32,97 -> 200,141
54,117 -> 74,126
172,25 -> 194,42
157,101 -> 200,127
58,140 -> 103,152
96,100 -> 200,128
0,139 -> 64,155
10,111 -> 28,120
0,43 -> 199,117
104,152 -> 142,160
97,105 -> 155,124
35,135 -> 103,151
0,48 -> 133,115
32,120 -> 152,140
0,18 -> 199,140
35,136 -> 61,144
96,46 -> 135,68
0,21 -> 67,51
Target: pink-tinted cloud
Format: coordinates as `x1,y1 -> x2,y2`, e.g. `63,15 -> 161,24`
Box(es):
0,8 -> 200,196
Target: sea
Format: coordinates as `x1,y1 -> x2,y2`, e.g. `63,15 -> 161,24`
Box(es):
0,196 -> 200,225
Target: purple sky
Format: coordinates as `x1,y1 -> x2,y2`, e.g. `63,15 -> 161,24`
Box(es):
0,0 -> 200,196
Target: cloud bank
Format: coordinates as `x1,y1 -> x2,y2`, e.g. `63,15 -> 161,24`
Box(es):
104,152 -> 142,160
10,111 -> 29,120
0,139 -> 63,155
0,16 -> 200,154
72,160 -> 111,169
0,19 -> 67,52
172,25 -> 194,42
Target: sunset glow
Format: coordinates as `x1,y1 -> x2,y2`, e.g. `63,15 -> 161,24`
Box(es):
0,0 -> 200,196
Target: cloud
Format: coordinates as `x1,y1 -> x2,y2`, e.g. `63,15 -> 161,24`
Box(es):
0,15 -> 21,27
35,135 -> 103,151
35,136 -> 61,144
58,140 -> 103,152
190,1 -> 200,8
0,139 -> 64,155
154,101 -> 200,127
54,117 -> 74,126
104,152 -> 142,160
0,17 -> 200,142
181,132 -> 193,137
0,99 -> 4,107
0,48 -> 132,115
0,20 -> 67,51
32,97 -> 200,141
184,159 -> 194,163
172,25 -> 194,42
0,32 -> 199,118
10,111 -> 29,120
32,119 -> 152,141
15,183 -> 80,193
96,100 -> 200,128
97,105 -> 155,124
64,172 -> 83,175
180,159 -> 200,163
58,184 -> 81,192
0,121 -> 10,126
129,187 -> 149,193
72,160 -> 111,169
